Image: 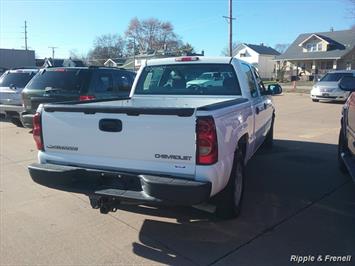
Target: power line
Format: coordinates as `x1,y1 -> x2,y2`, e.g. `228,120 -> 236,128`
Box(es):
48,46 -> 58,59
223,0 -> 236,57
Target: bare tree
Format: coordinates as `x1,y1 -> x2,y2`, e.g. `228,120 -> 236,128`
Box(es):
274,43 -> 290,54
221,42 -> 240,56
69,49 -> 87,61
125,17 -> 181,54
177,43 -> 195,55
88,34 -> 126,61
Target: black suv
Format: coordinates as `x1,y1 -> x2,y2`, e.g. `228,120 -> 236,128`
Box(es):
21,67 -> 135,128
338,76 -> 355,181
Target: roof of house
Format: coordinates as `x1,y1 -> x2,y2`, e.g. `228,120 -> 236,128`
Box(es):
276,29 -> 355,60
233,43 -> 280,56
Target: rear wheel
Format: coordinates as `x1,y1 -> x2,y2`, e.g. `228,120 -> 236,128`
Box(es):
312,99 -> 319,102
215,149 -> 245,219
338,129 -> 348,174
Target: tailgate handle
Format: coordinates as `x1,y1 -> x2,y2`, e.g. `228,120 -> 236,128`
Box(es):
99,119 -> 122,132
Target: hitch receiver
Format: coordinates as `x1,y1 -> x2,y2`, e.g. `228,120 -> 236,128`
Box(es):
89,195 -> 120,214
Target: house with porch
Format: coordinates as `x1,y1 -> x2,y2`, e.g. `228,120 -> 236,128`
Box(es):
275,29 -> 355,81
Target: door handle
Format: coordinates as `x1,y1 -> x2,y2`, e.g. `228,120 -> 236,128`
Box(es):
99,119 -> 122,132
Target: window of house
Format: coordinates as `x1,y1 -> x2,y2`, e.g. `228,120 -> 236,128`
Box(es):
326,61 -> 333,69
317,43 -> 322,51
306,43 -> 319,52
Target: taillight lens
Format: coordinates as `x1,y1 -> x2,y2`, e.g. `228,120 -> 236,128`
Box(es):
79,95 -> 95,101
196,116 -> 218,165
33,112 -> 44,150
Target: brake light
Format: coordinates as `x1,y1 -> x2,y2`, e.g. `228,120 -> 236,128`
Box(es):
54,68 -> 66,72
175,56 -> 199,62
33,112 -> 44,150
196,116 -> 218,165
79,95 -> 96,101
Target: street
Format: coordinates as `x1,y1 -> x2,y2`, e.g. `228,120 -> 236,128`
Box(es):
1,93 -> 354,266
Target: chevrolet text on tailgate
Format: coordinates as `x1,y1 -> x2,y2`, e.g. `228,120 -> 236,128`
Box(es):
28,56 -> 282,219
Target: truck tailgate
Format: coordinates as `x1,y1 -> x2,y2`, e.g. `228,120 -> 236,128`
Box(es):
41,106 -> 197,177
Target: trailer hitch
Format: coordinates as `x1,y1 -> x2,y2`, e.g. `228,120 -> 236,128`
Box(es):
89,195 -> 120,214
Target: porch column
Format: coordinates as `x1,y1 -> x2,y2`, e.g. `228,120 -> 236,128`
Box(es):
312,60 -> 316,71
333,59 -> 337,70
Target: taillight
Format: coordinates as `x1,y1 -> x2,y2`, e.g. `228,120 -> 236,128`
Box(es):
175,56 -> 199,62
196,116 -> 218,165
33,112 -> 44,150
79,95 -> 95,101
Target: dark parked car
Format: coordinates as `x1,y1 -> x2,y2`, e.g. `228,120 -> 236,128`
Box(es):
338,76 -> 355,182
0,68 -> 38,126
21,67 -> 135,128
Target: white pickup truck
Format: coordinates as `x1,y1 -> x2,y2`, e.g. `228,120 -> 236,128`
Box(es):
28,56 -> 282,218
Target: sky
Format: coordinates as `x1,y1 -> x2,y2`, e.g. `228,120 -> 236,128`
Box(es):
0,0 -> 354,59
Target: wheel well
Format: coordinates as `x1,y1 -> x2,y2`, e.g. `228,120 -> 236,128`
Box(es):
237,134 -> 248,156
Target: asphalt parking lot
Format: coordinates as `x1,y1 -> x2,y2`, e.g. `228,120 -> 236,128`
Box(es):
1,93 -> 354,266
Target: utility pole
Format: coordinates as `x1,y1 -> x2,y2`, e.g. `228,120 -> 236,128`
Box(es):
48,46 -> 58,59
223,0 -> 236,56
24,20 -> 28,50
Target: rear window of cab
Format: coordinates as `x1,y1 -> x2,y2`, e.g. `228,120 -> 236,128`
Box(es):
135,64 -> 242,96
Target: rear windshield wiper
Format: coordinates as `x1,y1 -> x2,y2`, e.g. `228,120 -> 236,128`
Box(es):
44,87 -> 64,93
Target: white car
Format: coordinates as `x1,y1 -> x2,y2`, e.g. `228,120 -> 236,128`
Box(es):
310,70 -> 355,102
186,72 -> 226,87
28,56 -> 282,219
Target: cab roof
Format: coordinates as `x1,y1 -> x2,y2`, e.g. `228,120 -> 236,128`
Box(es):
146,56 -> 233,66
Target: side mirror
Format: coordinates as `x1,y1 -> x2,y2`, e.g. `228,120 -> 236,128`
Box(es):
9,84 -> 17,90
266,84 -> 282,95
339,76 -> 355,91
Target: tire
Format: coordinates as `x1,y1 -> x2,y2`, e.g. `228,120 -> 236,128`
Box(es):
215,149 -> 245,219
263,116 -> 274,149
312,99 -> 319,102
10,117 -> 24,127
338,129 -> 348,174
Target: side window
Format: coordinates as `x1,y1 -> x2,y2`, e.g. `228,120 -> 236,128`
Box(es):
251,67 -> 266,95
241,63 -> 259,98
94,72 -> 113,92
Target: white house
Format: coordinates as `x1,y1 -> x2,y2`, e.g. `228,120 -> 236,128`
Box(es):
233,43 -> 280,79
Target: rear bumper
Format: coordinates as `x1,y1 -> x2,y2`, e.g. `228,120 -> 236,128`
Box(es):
20,112 -> 34,128
28,163 -> 212,205
341,153 -> 355,183
0,104 -> 24,117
